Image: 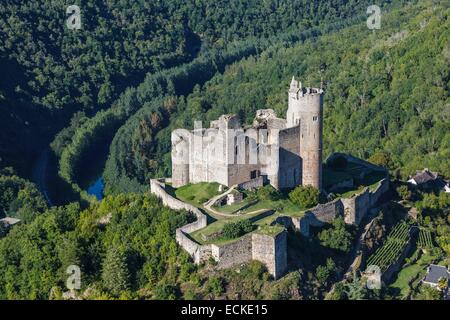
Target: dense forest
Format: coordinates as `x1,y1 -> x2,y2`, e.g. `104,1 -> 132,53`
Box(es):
0,0 -> 378,175
103,0 -> 449,195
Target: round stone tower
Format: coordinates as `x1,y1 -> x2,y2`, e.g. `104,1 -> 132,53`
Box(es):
286,77 -> 323,189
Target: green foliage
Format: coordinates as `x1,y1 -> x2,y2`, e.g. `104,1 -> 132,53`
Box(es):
368,151 -> 393,169
50,112 -> 88,158
415,284 -> 442,300
318,218 -> 353,253
315,258 -> 336,286
0,193 -> 193,299
0,173 -> 47,223
417,192 -> 450,216
396,185 -> 412,201
101,247 -> 130,296
325,282 -> 346,300
345,272 -> 368,300
222,219 -> 254,239
153,281 -> 179,300
205,277 -> 225,296
268,271 -> 302,300
0,223 -> 6,238
289,185 -> 320,209
256,185 -> 281,201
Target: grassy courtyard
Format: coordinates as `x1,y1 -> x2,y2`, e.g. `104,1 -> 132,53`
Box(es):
172,182 -> 307,245
189,209 -> 274,245
174,182 -> 223,207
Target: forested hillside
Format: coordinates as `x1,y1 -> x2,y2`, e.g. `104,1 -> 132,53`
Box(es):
104,0 -> 449,194
0,192 -> 303,300
0,0 -> 375,174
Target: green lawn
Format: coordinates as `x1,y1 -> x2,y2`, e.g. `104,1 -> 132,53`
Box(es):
337,176 -> 385,199
389,264 -> 425,298
189,209 -> 275,245
388,251 -> 437,299
212,197 -> 258,214
174,182 -> 222,207
255,224 -> 285,237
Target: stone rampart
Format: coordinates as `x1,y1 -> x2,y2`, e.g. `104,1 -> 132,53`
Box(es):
150,179 -> 209,263
211,235 -> 253,270
150,178 -> 286,277
275,179 -> 389,236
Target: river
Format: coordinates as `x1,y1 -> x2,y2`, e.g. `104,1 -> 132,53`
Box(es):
87,177 -> 105,200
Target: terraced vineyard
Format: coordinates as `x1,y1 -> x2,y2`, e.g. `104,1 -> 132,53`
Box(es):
417,228 -> 433,249
367,222 -> 411,272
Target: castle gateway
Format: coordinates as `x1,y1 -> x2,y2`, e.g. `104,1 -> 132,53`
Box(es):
171,77 -> 324,190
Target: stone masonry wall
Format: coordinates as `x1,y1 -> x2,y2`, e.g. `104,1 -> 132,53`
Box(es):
150,178 -> 286,278
343,178 -> 389,225
211,234 -> 253,270
370,178 -> 390,207
150,179 -> 210,263
307,198 -> 344,224
238,176 -> 265,190
275,179 -> 390,236
252,231 -> 287,279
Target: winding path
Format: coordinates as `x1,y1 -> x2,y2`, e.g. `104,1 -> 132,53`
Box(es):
203,185 -> 271,218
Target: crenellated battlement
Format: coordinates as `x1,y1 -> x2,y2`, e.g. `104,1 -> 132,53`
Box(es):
289,76 -> 323,99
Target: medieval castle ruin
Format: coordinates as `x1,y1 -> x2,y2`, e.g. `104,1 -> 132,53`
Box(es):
171,77 -> 323,190
150,78 -> 390,279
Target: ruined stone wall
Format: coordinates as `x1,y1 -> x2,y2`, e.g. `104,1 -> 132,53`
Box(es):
278,126 -> 301,189
211,235 -> 253,270
150,179 -> 210,263
307,198 -> 344,224
274,232 -> 288,279
150,179 -> 207,230
342,178 -> 389,225
228,163 -> 260,187
275,199 -> 344,237
238,176 -> 264,190
252,231 -> 287,279
370,178 -> 390,207
342,190 -> 370,225
276,180 -> 390,237
150,178 -> 288,276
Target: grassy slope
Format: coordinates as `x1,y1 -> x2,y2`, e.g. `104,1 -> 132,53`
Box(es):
389,250 -> 436,298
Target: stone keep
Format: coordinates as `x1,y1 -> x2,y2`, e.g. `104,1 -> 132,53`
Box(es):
171,77 -> 324,190
287,77 -> 323,189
